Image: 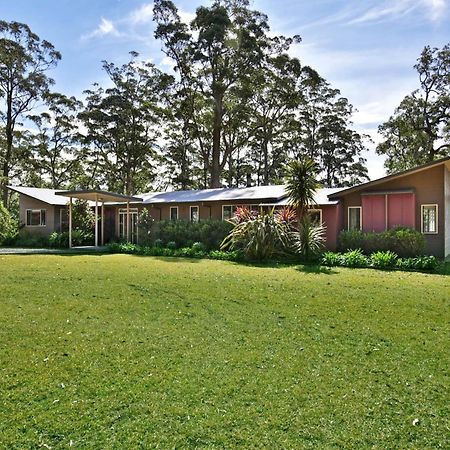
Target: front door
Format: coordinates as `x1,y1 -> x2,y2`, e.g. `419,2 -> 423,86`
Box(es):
119,209 -> 139,243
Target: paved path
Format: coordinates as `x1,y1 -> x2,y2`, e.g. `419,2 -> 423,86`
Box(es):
0,246 -> 108,255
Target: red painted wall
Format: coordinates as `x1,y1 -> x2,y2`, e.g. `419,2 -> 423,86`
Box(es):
387,193 -> 415,229
362,195 -> 386,232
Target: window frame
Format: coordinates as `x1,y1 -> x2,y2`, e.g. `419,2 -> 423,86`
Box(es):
421,204 -> 438,234
308,208 -> 323,224
26,209 -> 46,227
190,205 -> 199,222
222,205 -> 237,221
170,206 -> 179,221
348,206 -> 362,231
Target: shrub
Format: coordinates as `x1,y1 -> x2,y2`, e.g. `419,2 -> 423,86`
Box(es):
370,250 -> 398,269
48,230 -> 94,248
321,251 -> 342,267
154,238 -> 164,248
166,241 -> 177,250
340,249 -> 368,268
192,241 -> 206,253
148,219 -> 233,250
396,255 -> 439,271
105,242 -> 241,261
290,216 -> 326,261
0,202 -> 18,245
221,210 -> 291,261
338,227 -> 425,257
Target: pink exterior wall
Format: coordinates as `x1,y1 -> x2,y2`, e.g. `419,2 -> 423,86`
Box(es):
19,195 -> 56,236
387,193 -> 415,229
322,204 -> 340,251
362,195 -> 386,232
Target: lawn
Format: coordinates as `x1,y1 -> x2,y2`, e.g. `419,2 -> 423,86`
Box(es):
0,255 -> 449,449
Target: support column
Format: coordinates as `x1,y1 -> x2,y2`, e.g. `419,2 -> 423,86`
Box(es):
101,201 -> 105,246
126,201 -> 130,243
69,197 -> 72,249
95,195 -> 98,247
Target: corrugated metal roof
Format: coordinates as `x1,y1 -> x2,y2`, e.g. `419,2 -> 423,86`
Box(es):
259,188 -> 341,206
142,185 -> 288,204
8,185 -> 343,207
8,186 -> 71,205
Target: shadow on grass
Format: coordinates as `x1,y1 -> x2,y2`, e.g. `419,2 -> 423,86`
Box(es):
295,264 -> 339,275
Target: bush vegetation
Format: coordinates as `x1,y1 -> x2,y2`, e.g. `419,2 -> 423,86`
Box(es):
107,241 -> 242,261
0,202 -> 18,244
48,230 -> 94,248
338,227 -> 426,257
145,219 -> 233,250
322,250 -> 440,272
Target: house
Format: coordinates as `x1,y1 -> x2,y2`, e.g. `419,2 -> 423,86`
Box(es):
7,156 -> 450,258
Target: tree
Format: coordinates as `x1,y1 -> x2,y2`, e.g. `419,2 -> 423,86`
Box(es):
154,0 -> 282,188
0,21 -> 61,206
377,44 -> 450,173
79,52 -> 171,195
284,158 -> 319,218
293,68 -> 369,187
29,92 -> 84,189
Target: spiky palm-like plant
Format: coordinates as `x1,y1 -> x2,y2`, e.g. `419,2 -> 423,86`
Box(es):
284,158 -> 320,217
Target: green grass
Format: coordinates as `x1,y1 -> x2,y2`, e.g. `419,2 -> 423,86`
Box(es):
0,255 -> 449,449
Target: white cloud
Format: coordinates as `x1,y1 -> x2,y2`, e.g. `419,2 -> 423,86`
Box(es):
82,17 -> 120,40
129,3 -> 154,25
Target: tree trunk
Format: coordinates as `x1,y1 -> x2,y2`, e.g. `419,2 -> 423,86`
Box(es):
210,93 -> 223,188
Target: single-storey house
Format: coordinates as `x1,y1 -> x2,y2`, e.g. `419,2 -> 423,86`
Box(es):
7,156 -> 450,258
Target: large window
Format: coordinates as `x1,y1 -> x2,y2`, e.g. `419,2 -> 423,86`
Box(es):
222,205 -> 237,220
118,208 -> 139,243
421,204 -> 438,234
170,206 -> 178,221
348,207 -> 361,231
190,206 -> 199,222
26,209 -> 46,226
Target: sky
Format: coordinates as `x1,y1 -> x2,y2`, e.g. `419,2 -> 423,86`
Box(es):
2,0 -> 450,180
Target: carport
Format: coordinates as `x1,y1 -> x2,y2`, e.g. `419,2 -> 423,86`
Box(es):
55,190 -> 142,248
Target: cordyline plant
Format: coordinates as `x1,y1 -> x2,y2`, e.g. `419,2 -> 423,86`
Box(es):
221,207 -> 293,261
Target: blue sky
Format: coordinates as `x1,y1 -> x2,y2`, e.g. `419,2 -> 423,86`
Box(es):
3,0 -> 450,179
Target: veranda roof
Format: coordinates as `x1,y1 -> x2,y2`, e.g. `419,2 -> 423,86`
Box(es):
55,189 -> 142,203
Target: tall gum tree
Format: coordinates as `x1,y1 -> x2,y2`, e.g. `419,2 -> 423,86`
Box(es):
0,21 -> 60,206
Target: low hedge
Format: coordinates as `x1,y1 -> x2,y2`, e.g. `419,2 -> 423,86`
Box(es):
144,219 -> 233,250
338,228 -> 426,258
322,249 -> 440,272
107,242 -> 242,261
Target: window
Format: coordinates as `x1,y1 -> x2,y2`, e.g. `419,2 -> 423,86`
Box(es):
26,209 -> 46,226
170,206 -> 178,221
348,206 -> 361,231
308,209 -> 322,225
190,206 -> 199,222
118,208 -> 139,243
249,204 -> 260,213
222,205 -> 237,220
421,204 -> 438,234
60,208 -> 69,232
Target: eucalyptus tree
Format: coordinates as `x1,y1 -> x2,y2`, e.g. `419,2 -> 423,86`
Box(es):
154,0 -> 281,188
79,52 -> 172,195
377,44 -> 450,173
0,21 -> 61,206
293,68 -> 369,187
246,52 -> 302,186
28,92 -> 84,189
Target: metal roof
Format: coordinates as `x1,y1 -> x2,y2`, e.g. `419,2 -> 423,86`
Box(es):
259,188 -> 341,206
142,185 -> 288,204
56,189 -> 142,203
7,186 -> 71,205
8,185 -> 343,207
